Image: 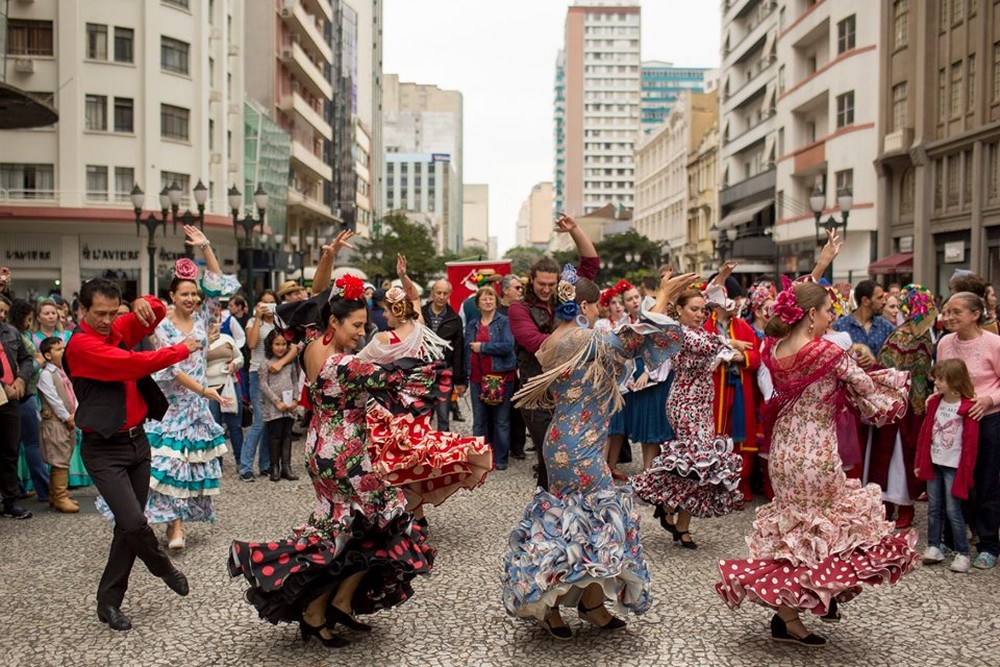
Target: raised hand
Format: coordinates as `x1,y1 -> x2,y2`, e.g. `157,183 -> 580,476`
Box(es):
662,272 -> 699,304
183,224 -> 208,248
397,253 -> 409,277
717,261 -> 738,284
322,230 -> 355,258
820,228 -> 843,264
554,213 -> 577,234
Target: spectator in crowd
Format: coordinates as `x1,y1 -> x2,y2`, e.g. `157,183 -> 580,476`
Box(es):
370,288 -> 389,332
277,280 -> 308,304
883,293 -> 902,327
241,290 -> 287,481
205,320 -> 244,466
36,336 -> 79,513
9,299 -> 49,504
496,274 -> 526,460
32,298 -> 70,347
1,295 -> 34,519
421,280 -> 466,430
496,274 -> 523,317
949,271 -> 998,335
832,279 -> 893,365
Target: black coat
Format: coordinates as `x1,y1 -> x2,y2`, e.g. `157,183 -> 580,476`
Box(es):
421,302 -> 466,385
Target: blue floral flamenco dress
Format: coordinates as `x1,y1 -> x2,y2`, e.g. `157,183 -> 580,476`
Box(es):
501,311 -> 684,621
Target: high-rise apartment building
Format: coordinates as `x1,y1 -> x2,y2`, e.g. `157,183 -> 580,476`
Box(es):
554,1 -> 641,220
640,61 -> 712,133
382,152 -> 455,252
462,183 -> 490,253
875,0 -> 1000,291
772,0 -> 880,282
382,74 -> 464,252
517,182 -> 554,249
1,0 -> 245,298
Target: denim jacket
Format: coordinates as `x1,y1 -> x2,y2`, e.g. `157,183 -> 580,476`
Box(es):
464,313 -> 517,378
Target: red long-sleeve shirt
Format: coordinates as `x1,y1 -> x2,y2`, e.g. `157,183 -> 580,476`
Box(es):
509,255 -> 600,353
67,296 -> 191,429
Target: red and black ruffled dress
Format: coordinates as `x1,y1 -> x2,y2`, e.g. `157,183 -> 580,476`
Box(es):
228,354 -> 441,624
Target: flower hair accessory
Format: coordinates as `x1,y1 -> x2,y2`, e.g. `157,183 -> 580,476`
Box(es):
560,264 -> 579,285
384,286 -> 407,304
332,274 -> 365,301
774,286 -> 804,325
554,263 -> 581,321
173,258 -> 198,281
901,284 -> 934,324
747,281 -> 777,311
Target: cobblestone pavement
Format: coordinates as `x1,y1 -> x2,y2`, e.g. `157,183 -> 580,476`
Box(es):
3,409 -> 1000,667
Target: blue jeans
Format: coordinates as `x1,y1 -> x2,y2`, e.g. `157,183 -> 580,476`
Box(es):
209,379 -> 244,465
470,381 -> 513,467
239,371 -> 271,476
435,399 -> 451,433
927,464 -> 969,555
972,413 -> 1000,556
19,398 -> 50,500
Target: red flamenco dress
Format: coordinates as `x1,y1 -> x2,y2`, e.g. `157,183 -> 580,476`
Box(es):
715,338 -> 919,616
227,354 -> 438,625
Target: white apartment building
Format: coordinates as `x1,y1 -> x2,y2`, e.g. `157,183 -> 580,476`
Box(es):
517,182 -> 554,249
555,1 -> 641,219
462,183 -> 490,253
634,90 -> 718,272
383,152 -> 455,252
773,0 -> 880,281
0,0 -> 244,299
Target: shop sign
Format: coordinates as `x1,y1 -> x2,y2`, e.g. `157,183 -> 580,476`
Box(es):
944,241 -> 966,263
79,236 -> 142,269
0,233 -> 61,268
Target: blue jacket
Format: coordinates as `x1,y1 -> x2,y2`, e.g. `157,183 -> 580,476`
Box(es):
464,313 -> 517,378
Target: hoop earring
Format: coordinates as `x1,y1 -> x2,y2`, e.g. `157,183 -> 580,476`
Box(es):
322,328 -> 336,346
575,313 -> 590,328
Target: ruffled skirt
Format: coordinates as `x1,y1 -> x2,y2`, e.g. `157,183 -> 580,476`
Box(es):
631,434 -> 743,517
714,479 -> 919,614
367,404 -> 493,508
228,508 -> 434,624
624,378 -> 674,444
501,485 -> 651,621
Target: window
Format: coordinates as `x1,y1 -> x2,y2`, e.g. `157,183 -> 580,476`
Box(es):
934,159 -> 944,210
989,143 -> 1000,201
208,119 -> 215,150
163,0 -> 190,9
114,27 -> 134,63
28,91 -> 55,109
85,94 -> 107,131
836,92 -> 855,128
968,55 -> 976,112
947,154 -> 960,206
952,0 -> 964,24
892,82 -> 908,131
114,167 -> 134,203
160,172 -> 190,201
86,165 -> 108,201
835,169 -> 853,197
0,163 -> 55,199
114,97 -> 134,133
86,23 -> 108,60
160,37 -> 190,75
951,62 -> 963,117
160,104 -> 189,141
940,1 -> 948,28
6,19 -> 54,56
901,168 -> 915,214
837,15 -> 856,54
994,43 -> 1000,103
893,0 -> 909,48
964,151 -> 973,204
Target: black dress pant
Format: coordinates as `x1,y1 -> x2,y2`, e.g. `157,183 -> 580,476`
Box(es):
522,407 -> 552,491
81,429 -> 175,607
0,401 -> 21,503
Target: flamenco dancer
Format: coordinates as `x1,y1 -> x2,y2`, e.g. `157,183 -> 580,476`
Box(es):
502,267 -> 691,639
228,276 -> 436,647
715,278 -> 918,646
631,266 -> 745,549
361,255 -> 492,523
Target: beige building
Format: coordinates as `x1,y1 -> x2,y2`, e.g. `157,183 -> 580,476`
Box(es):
516,181 -> 554,249
462,183 -> 490,253
875,0 -> 1000,292
686,120 -> 719,275
634,90 -> 718,273
550,203 -> 631,253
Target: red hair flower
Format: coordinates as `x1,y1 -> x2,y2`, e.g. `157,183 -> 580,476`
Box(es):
334,274 -> 365,301
774,288 -> 804,325
174,258 -> 198,281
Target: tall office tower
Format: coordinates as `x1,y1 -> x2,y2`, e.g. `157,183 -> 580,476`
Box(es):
1,0 -> 245,298
555,1 -> 641,220
517,182 -> 555,250
640,61 -> 711,133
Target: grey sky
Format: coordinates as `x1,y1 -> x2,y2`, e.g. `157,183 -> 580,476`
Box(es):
382,0 -> 722,255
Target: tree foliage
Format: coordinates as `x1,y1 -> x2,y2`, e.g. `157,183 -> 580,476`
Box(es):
503,246 -> 545,276
592,230 -> 667,285
356,213 -> 439,286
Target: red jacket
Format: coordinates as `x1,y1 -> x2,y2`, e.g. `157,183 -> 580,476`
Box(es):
915,395 -> 979,500
705,314 -> 760,447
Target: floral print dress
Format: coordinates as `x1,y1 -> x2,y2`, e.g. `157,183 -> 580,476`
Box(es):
715,338 -> 918,615
228,353 -> 436,625
631,325 -> 744,517
501,313 -> 683,621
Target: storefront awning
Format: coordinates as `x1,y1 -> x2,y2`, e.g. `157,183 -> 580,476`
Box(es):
718,199 -> 773,229
868,253 -> 913,275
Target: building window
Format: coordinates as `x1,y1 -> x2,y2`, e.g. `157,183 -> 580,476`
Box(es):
893,0 -> 909,49
934,159 -> 944,210
114,167 -> 134,203
208,119 -> 215,151
6,19 -> 54,56
994,43 -> 1000,103
835,169 -> 853,198
900,168 -> 915,214
939,69 -> 948,122
0,163 -> 55,199
951,62 -> 963,117
837,15 -> 856,54
160,36 -> 190,75
964,151 -> 974,205
892,82 -> 908,131
114,27 -> 134,63
968,55 -> 976,112
86,165 -> 109,201
86,23 -> 108,60
947,154 -> 960,207
940,1 -> 948,28
85,94 -> 108,131
952,0 -> 964,24
835,92 -> 855,128
989,143 -> 999,202
160,104 -> 189,141
160,172 -> 190,200
28,91 -> 55,109
113,97 -> 134,133
163,0 -> 190,9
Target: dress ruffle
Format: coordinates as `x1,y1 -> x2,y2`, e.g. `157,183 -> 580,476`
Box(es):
228,508 -> 434,623
148,454 -> 223,498
631,436 -> 743,517
501,485 -> 651,621
147,431 -> 228,463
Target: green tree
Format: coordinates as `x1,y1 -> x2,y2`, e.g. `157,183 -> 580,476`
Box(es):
356,213 -> 439,286
593,230 -> 666,285
503,245 -> 544,276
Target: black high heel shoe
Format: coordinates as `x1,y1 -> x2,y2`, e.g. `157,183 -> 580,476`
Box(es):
675,531 -> 698,550
770,614 -> 827,646
653,505 -> 680,537
577,602 -> 627,630
539,611 -> 573,640
326,605 -> 373,633
299,620 -> 349,647
820,598 -> 841,623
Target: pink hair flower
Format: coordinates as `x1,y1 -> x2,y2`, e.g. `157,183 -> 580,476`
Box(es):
774,288 -> 804,325
174,258 -> 198,281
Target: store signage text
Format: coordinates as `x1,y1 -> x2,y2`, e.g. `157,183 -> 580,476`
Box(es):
81,245 -> 141,262
5,249 -> 52,262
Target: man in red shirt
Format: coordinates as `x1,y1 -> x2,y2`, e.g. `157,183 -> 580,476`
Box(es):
64,279 -> 200,631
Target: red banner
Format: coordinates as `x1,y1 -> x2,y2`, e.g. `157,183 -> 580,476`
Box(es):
445,260 -> 512,313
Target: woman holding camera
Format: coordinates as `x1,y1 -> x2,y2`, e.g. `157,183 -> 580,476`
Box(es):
240,290 -> 284,482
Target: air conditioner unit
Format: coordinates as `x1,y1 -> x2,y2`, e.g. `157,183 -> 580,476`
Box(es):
14,58 -> 34,74
211,153 -> 222,164
281,48 -> 293,60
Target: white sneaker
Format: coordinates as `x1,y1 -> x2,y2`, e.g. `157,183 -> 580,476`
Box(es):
922,546 -> 946,563
950,554 -> 971,573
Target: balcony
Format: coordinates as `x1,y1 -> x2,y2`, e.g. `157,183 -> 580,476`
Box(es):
882,128 -> 914,154
281,1 -> 333,65
279,41 -> 332,100
724,56 -> 775,110
280,91 -> 333,141
301,0 -> 333,22
286,187 -> 337,223
792,140 -> 826,178
290,139 -> 332,182
725,2 -> 775,66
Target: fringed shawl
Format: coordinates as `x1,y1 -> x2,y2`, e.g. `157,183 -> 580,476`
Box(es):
359,322 -> 451,365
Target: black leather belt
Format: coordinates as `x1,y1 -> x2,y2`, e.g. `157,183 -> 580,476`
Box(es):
113,424 -> 145,440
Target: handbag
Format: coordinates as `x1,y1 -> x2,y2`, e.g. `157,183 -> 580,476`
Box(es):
241,396 -> 254,427
477,353 -> 506,406
221,375 -> 239,414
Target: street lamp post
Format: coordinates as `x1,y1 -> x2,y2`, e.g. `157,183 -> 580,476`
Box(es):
710,223 -> 737,261
810,183 -> 853,281
131,185 -> 169,296
166,180 -> 208,257
229,184 -> 269,306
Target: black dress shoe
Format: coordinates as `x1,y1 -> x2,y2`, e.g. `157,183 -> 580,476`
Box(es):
770,614 -> 826,646
97,604 -> 132,631
326,605 -> 372,633
162,567 -> 189,596
1,503 -> 33,520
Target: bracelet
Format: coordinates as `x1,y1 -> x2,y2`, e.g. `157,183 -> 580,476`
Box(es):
199,386 -> 205,397
198,241 -> 211,249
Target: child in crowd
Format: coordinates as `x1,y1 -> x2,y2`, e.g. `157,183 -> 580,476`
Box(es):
915,359 -> 980,573
36,337 -> 79,513
258,330 -> 300,482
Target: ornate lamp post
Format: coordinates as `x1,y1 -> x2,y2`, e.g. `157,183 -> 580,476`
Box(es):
229,184 -> 268,305
810,182 -> 853,281
130,184 -> 169,296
